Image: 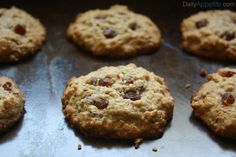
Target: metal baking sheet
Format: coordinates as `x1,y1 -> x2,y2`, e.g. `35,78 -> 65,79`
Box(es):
0,0 -> 235,157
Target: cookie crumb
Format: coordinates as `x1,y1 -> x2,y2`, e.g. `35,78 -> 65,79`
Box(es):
78,144 -> 82,150
185,83 -> 191,89
134,138 -> 143,149
200,68 -> 207,78
152,147 -> 158,152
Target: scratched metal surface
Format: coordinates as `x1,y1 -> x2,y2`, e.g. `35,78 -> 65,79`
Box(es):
0,0 -> 235,157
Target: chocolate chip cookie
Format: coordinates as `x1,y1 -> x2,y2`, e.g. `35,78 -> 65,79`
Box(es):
62,64 -> 174,139
0,77 -> 25,133
67,5 -> 161,58
192,68 -> 236,139
0,7 -> 46,63
181,10 -> 236,61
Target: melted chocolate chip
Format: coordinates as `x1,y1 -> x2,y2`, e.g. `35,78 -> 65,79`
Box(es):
123,90 -> 141,101
129,22 -> 137,31
220,32 -> 235,41
220,71 -> 236,77
14,24 -> 26,35
87,77 -> 113,87
92,99 -> 109,109
195,19 -> 208,29
222,93 -> 235,106
103,28 -> 116,39
2,82 -> 12,91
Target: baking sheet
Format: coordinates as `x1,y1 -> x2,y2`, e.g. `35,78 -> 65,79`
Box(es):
0,0 -> 235,157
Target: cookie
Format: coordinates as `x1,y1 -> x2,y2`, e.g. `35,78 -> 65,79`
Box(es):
181,10 -> 236,61
192,68 -> 236,139
0,7 -> 46,63
62,64 -> 174,139
67,5 -> 161,58
0,77 -> 25,133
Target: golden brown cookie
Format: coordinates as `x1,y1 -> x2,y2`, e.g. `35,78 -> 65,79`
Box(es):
0,7 -> 46,63
192,68 -> 236,139
62,64 -> 174,139
0,77 -> 25,133
67,5 -> 161,58
181,10 -> 236,61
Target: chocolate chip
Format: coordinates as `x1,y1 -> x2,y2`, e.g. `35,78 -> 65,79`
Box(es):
103,28 -> 116,39
222,93 -> 235,106
87,77 -> 113,87
123,78 -> 134,85
2,82 -> 12,91
219,70 -> 236,77
195,19 -> 208,28
220,32 -> 235,41
14,24 -> 26,35
129,22 -> 137,31
91,99 -> 109,109
123,90 -> 141,101
99,77 -> 113,86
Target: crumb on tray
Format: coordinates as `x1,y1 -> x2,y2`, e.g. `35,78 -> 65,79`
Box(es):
78,144 -> 82,150
185,83 -> 191,88
134,138 -> 143,149
199,68 -> 207,77
152,147 -> 158,152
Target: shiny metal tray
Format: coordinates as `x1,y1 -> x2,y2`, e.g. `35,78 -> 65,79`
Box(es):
0,1 -> 235,157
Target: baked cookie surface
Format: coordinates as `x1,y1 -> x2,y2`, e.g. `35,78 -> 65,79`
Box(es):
67,5 -> 161,58
181,10 -> 236,61
192,68 -> 236,139
0,77 -> 25,133
0,7 -> 46,63
62,64 -> 173,139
